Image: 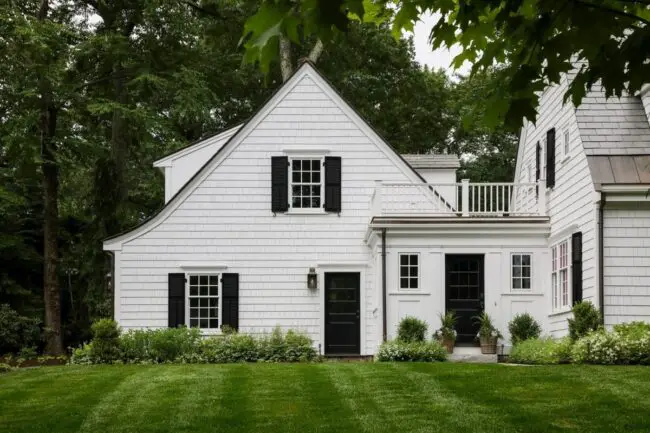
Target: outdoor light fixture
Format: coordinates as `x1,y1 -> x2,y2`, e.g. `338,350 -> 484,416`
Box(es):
307,267 -> 318,289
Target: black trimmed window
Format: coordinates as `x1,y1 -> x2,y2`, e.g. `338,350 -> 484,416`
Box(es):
290,158 -> 322,209
511,254 -> 531,290
399,254 -> 419,289
188,274 -> 220,329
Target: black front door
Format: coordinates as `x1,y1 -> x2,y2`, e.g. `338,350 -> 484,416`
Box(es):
325,272 -> 360,355
445,255 -> 484,344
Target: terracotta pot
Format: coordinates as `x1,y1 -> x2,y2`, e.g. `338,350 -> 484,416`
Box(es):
441,337 -> 455,354
479,335 -> 498,354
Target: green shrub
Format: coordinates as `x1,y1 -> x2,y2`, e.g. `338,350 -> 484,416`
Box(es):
572,323 -> 650,365
397,316 -> 428,343
474,312 -> 502,339
18,346 -> 38,359
568,301 -> 602,341
376,340 -> 447,362
89,319 -> 121,363
0,304 -> 40,355
508,313 -> 541,345
119,330 -> 152,363
509,337 -> 572,364
147,327 -> 201,363
0,363 -> 13,373
69,342 -> 94,365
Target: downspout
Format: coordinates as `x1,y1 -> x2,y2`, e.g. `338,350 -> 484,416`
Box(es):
105,251 -> 116,319
598,193 -> 606,324
381,228 -> 387,342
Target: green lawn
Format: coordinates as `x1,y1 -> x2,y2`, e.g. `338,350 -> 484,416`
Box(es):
1,363 -> 650,433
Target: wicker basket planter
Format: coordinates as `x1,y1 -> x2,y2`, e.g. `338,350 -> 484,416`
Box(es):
440,337 -> 455,354
479,335 -> 498,354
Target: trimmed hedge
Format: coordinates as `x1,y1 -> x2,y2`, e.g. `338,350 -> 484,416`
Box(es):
508,313 -> 541,345
509,337 -> 572,365
70,320 -> 317,365
376,340 -> 447,362
397,316 -> 428,343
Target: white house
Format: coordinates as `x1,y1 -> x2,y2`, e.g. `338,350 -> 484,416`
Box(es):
104,62 -> 649,356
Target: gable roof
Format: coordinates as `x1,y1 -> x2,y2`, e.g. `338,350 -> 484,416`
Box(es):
153,124 -> 243,168
402,154 -> 460,169
104,61 -> 437,249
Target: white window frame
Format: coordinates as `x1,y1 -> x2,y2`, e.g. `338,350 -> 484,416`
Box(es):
511,253 -> 532,290
563,129 -> 570,160
288,156 -> 325,213
186,272 -> 222,332
398,253 -> 420,290
551,239 -> 571,311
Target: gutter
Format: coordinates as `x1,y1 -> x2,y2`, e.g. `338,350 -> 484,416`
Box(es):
381,228 -> 387,342
598,193 -> 606,324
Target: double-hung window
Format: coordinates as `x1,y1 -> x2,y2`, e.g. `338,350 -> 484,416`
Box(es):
551,240 -> 570,310
511,254 -> 531,290
399,254 -> 419,289
188,274 -> 220,329
290,158 -> 322,209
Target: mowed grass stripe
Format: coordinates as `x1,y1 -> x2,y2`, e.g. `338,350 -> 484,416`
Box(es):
0,366 -> 135,433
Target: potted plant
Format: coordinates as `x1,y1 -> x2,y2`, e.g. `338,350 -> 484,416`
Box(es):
474,312 -> 502,354
433,311 -> 457,353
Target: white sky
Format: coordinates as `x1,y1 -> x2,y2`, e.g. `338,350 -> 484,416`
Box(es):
411,12 -> 470,76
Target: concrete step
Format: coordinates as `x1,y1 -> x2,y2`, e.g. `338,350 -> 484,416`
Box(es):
448,346 -> 498,363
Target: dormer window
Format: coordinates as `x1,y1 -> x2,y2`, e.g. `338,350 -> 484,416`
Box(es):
291,158 -> 323,209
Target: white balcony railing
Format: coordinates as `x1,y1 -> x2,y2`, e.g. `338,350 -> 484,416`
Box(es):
371,179 -> 547,217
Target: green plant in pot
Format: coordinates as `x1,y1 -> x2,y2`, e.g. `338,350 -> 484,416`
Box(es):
474,312 -> 502,354
433,311 -> 457,353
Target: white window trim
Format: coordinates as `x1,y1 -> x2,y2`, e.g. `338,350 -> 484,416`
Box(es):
398,253 -> 420,290
186,272 -> 222,334
287,155 -> 326,214
551,239 -> 572,313
510,253 -> 532,291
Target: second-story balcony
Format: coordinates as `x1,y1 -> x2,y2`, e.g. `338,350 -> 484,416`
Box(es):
371,179 -> 547,218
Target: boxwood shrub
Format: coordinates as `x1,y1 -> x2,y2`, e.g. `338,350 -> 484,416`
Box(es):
376,340 -> 447,362
508,337 -> 572,364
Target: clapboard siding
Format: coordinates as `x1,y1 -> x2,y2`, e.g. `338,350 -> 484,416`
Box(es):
514,77 -> 597,337
115,73 -> 421,354
603,206 -> 650,325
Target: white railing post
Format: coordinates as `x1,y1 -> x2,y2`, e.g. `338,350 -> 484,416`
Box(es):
537,179 -> 547,216
372,180 -> 383,216
461,179 -> 470,217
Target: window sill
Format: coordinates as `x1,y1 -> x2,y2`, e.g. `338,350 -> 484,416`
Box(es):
388,291 -> 431,296
548,308 -> 572,317
286,209 -> 327,215
502,291 -> 544,296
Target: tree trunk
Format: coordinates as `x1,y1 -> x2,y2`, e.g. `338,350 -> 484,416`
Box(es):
38,0 -> 64,355
308,39 -> 324,64
279,36 -> 293,82
109,65 -> 128,233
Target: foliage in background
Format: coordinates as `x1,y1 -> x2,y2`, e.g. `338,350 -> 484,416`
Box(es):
508,313 -> 541,345
572,324 -> 650,365
376,340 -> 447,362
0,304 -> 41,355
509,337 -> 573,365
397,316 -> 428,343
241,0 -> 650,128
568,301 -> 603,341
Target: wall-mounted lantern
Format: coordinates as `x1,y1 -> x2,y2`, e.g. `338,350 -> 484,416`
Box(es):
307,267 -> 318,290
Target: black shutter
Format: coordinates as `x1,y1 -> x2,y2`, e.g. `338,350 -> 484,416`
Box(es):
271,156 -> 289,212
572,232 -> 583,304
168,273 -> 185,328
535,141 -> 541,195
222,273 -> 239,330
546,128 -> 556,188
324,156 -> 341,212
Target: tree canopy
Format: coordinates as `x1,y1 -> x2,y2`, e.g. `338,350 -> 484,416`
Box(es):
241,0 -> 650,127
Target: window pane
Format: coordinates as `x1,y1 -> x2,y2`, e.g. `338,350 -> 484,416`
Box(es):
292,172 -> 300,182
200,319 -> 208,328
312,197 -> 321,208
210,298 -> 218,308
522,255 -> 531,266
293,160 -> 301,170
411,266 -> 418,277
311,185 -> 320,197
209,319 -> 219,329
210,308 -> 219,318
302,197 -> 310,208
410,277 -> 418,288
190,308 -> 198,318
513,255 -> 521,266
400,255 -> 409,265
522,278 -> 531,289
200,286 -> 208,296
199,275 -> 208,285
189,275 -> 198,285
209,275 -> 219,285
311,160 -> 319,170
190,298 -> 198,308
292,196 -> 301,208
312,172 -> 320,183
200,298 -> 209,308
292,185 -> 301,196
513,267 -> 521,277
302,172 -> 311,183
513,278 -> 521,289
190,319 -> 198,328
209,285 -> 218,296
190,286 -> 198,296
411,255 -> 418,266
522,267 -> 530,278
400,266 -> 408,278
400,277 -> 409,288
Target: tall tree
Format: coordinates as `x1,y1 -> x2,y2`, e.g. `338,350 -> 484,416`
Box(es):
240,0 -> 650,127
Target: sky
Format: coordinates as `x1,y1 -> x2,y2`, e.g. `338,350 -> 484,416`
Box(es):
411,13 -> 470,76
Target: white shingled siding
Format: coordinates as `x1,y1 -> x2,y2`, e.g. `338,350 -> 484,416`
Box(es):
642,86 -> 650,123
114,72 -> 425,355
603,204 -> 650,325
514,77 -> 598,337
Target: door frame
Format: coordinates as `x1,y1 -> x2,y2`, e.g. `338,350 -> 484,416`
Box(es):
444,254 -> 485,345
318,265 -> 366,355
